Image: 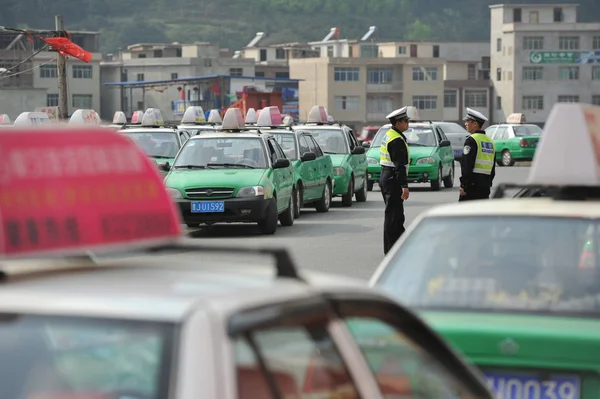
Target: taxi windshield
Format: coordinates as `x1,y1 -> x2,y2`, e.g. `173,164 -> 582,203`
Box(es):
513,125 -> 542,137
404,126 -> 437,147
173,137 -> 268,169
371,126 -> 390,147
0,314 -> 173,398
376,216 -> 600,316
182,127 -> 215,136
301,129 -> 348,154
271,133 -> 298,160
123,131 -> 180,158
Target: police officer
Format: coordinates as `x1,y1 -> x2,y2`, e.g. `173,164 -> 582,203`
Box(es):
380,106 -> 411,254
460,108 -> 496,201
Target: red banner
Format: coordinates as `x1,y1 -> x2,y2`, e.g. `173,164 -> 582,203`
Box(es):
41,37 -> 92,63
0,128 -> 181,258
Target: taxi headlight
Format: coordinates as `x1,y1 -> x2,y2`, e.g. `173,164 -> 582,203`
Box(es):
333,167 -> 345,176
166,188 -> 182,199
237,186 -> 264,198
416,157 -> 436,165
367,158 -> 379,165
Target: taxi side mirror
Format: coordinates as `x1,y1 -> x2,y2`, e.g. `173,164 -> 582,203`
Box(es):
301,152 -> 317,162
273,158 -> 290,169
352,146 -> 366,155
440,140 -> 451,147
362,141 -> 371,148
159,162 -> 171,171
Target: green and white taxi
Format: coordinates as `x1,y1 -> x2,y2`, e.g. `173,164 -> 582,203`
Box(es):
163,107 -> 296,234
485,113 -> 542,167
371,103 -> 600,399
177,106 -> 221,136
256,106 -> 335,217
118,108 -> 191,168
293,105 -> 368,206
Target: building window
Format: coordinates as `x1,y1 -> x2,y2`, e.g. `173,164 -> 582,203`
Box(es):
465,90 -> 487,107
496,68 -> 501,81
529,11 -> 539,23
360,44 -> 378,58
334,67 -> 359,82
175,48 -> 182,57
496,38 -> 502,52
433,45 -> 439,58
46,93 -> 58,107
40,64 -> 57,78
72,65 -> 92,79
593,66 -> 600,80
275,48 -> 285,59
443,90 -> 457,108
203,59 -> 212,67
559,66 -> 579,80
171,73 -> 178,80
559,36 -> 579,50
367,96 -> 393,113
523,36 -> 543,50
553,7 -> 564,22
259,49 -> 267,62
513,8 -> 522,22
496,96 -> 502,110
523,95 -> 544,110
327,46 -> 334,57
367,68 -> 393,84
136,73 -> 144,81
594,36 -> 600,50
398,46 -> 406,55
229,68 -> 243,76
467,64 -> 476,80
412,95 -> 437,110
138,54 -> 146,58
275,71 -> 289,78
153,49 -> 163,58
334,95 -> 360,111
255,71 -> 265,77
523,66 -> 543,80
410,44 -> 417,57
72,94 -> 93,109
412,67 -> 437,81
557,95 -> 579,103
592,95 -> 600,106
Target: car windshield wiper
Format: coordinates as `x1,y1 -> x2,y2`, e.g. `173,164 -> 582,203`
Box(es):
173,164 -> 212,169
207,162 -> 256,169
323,151 -> 342,154
149,155 -> 173,159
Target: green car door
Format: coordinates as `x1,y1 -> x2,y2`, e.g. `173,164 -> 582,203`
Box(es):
344,127 -> 368,199
434,126 -> 456,180
297,133 -> 323,200
265,136 -> 295,213
304,133 -> 334,204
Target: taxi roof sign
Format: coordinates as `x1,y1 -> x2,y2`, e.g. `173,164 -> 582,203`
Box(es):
112,111 -> 127,124
207,109 -> 222,124
307,105 -> 328,123
0,128 -> 181,259
507,113 -> 526,124
181,106 -> 206,124
130,111 -> 144,124
528,103 -> 600,186
221,108 -> 245,130
13,112 -> 51,126
141,108 -> 165,126
69,109 -> 101,125
245,108 -> 257,124
0,114 -> 11,125
256,106 -> 282,127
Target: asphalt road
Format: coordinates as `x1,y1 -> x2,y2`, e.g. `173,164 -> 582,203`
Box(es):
186,163 -> 532,280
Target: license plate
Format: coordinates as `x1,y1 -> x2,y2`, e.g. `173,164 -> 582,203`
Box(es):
191,201 -> 225,213
485,372 -> 579,399
454,150 -> 462,155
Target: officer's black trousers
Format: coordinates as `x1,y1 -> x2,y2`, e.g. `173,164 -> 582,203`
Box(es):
380,170 -> 405,255
459,186 -> 490,202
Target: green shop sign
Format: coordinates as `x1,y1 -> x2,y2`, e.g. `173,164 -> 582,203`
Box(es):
529,51 -> 600,64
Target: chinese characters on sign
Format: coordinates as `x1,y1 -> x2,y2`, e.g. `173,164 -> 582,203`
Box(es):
529,51 -> 600,64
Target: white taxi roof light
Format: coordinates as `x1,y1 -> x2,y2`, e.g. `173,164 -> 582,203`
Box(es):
0,127 -> 181,259
207,109 -> 222,124
181,106 -> 206,123
221,108 -> 245,130
130,111 -> 144,124
327,115 -> 334,122
141,108 -> 165,127
112,111 -> 127,124
256,106 -> 283,127
69,109 -> 101,125
528,103 -> 600,186
507,113 -> 526,124
13,112 -> 51,126
0,114 -> 11,124
245,108 -> 257,124
307,105 -> 328,123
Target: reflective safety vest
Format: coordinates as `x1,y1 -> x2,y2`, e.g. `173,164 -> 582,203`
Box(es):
380,129 -> 410,170
470,133 -> 495,175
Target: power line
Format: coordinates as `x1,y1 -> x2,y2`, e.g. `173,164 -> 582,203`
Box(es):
0,56 -> 57,79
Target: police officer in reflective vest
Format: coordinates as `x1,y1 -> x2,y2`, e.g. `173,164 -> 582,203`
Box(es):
459,108 -> 496,201
380,106 -> 411,254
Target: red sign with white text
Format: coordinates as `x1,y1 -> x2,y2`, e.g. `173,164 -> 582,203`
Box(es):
0,128 -> 181,258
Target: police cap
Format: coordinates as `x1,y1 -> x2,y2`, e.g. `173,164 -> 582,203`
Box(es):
386,106 -> 411,123
464,108 -> 488,126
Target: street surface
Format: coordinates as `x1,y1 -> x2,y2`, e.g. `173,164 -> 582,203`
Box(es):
186,163 -> 531,280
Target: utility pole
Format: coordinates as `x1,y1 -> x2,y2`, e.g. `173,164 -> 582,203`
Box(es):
55,15 -> 68,120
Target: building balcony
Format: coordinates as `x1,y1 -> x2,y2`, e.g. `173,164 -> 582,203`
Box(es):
366,82 -> 403,92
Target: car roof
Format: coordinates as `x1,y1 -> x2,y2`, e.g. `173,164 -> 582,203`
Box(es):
422,198 -> 600,219
119,127 -> 178,133
0,250 -> 368,323
488,123 -> 539,127
188,131 -> 263,139
293,124 -> 344,131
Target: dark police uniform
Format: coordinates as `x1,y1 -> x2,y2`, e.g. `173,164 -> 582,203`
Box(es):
460,108 -> 496,201
380,106 -> 411,254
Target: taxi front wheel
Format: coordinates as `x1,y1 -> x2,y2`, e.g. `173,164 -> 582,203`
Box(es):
258,199 -> 278,234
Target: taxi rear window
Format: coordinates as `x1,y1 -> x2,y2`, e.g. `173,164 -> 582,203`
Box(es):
0,314 -> 173,398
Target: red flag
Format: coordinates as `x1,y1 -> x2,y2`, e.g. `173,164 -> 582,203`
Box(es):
41,37 -> 92,63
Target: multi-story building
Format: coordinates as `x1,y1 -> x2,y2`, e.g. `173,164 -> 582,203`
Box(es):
0,30 -> 102,119
100,42 -> 255,120
490,3 -> 600,125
